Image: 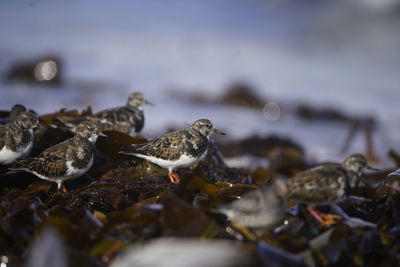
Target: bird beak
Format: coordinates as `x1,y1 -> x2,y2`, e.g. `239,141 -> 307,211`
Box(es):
388,168 -> 400,177
366,164 -> 380,171
213,128 -> 226,135
98,132 -> 108,137
145,99 -> 155,106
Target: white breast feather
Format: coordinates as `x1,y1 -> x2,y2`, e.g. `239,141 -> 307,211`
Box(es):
0,146 -> 20,164
133,149 -> 207,172
0,141 -> 33,164
65,157 -> 94,178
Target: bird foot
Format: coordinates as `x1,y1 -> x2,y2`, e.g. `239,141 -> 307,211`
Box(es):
168,172 -> 180,184
307,207 -> 341,227
59,184 -> 69,193
231,221 -> 257,241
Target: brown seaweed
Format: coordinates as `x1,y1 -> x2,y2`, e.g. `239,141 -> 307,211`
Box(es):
0,108 -> 399,267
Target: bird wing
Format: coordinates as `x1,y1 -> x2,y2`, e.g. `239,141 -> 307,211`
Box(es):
95,106 -> 130,122
23,140 -> 70,177
95,107 -> 140,128
94,106 -> 121,119
127,130 -> 188,160
287,166 -> 347,204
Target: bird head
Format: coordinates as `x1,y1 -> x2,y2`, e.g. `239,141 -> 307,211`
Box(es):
191,119 -> 225,136
127,92 -> 154,108
14,111 -> 39,129
342,153 -> 379,175
75,121 -> 106,142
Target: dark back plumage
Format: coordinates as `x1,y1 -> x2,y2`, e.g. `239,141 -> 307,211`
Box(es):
55,92 -> 151,134
128,126 -> 209,161
95,106 -> 144,133
121,119 -> 224,160
287,154 -> 370,205
287,164 -> 350,204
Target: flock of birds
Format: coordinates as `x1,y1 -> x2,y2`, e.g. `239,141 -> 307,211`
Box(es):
0,92 -> 398,232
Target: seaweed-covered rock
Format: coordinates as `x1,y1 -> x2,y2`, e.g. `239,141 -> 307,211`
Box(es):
0,104 -> 399,266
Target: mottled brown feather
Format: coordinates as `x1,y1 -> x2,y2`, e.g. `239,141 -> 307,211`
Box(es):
57,106 -> 143,134
95,106 -> 144,133
132,128 -> 208,161
20,136 -> 95,178
287,164 -> 350,204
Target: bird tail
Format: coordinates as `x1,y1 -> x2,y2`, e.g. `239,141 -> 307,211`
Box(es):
8,164 -> 29,173
51,116 -> 83,132
8,158 -> 35,172
6,168 -> 26,174
119,145 -> 141,155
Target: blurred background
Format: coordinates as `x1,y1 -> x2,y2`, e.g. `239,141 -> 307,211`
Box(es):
1,0 -> 400,166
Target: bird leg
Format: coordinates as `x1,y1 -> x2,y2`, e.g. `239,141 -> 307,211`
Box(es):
307,207 -> 341,226
57,181 -> 68,193
168,172 -> 180,183
230,221 -> 257,241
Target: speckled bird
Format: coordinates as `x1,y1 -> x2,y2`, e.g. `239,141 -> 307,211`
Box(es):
287,153 -> 377,225
11,121 -> 105,191
120,119 -> 225,183
55,92 -> 153,134
215,178 -> 288,235
0,112 -> 39,165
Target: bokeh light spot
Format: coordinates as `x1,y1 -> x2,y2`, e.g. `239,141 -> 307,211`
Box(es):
262,102 -> 281,121
34,60 -> 57,81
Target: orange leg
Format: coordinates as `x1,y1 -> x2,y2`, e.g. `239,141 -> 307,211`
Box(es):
307,207 -> 341,226
59,184 -> 69,193
168,172 -> 180,184
231,221 -> 257,241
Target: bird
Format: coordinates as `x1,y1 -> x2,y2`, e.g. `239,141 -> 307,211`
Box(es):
287,153 -> 378,226
214,178 -> 288,236
0,111 -> 39,165
55,92 -> 153,134
120,119 -> 225,183
10,121 -> 105,191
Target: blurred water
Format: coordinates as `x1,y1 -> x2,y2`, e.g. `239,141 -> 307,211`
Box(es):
0,0 -> 399,165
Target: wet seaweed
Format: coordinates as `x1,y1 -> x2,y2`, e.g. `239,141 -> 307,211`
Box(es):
0,108 -> 399,267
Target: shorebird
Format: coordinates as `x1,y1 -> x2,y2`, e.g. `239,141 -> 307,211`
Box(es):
55,92 -> 153,134
287,153 -> 378,226
120,119 -> 225,183
214,178 -> 288,236
11,121 -> 105,191
0,111 -> 38,165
